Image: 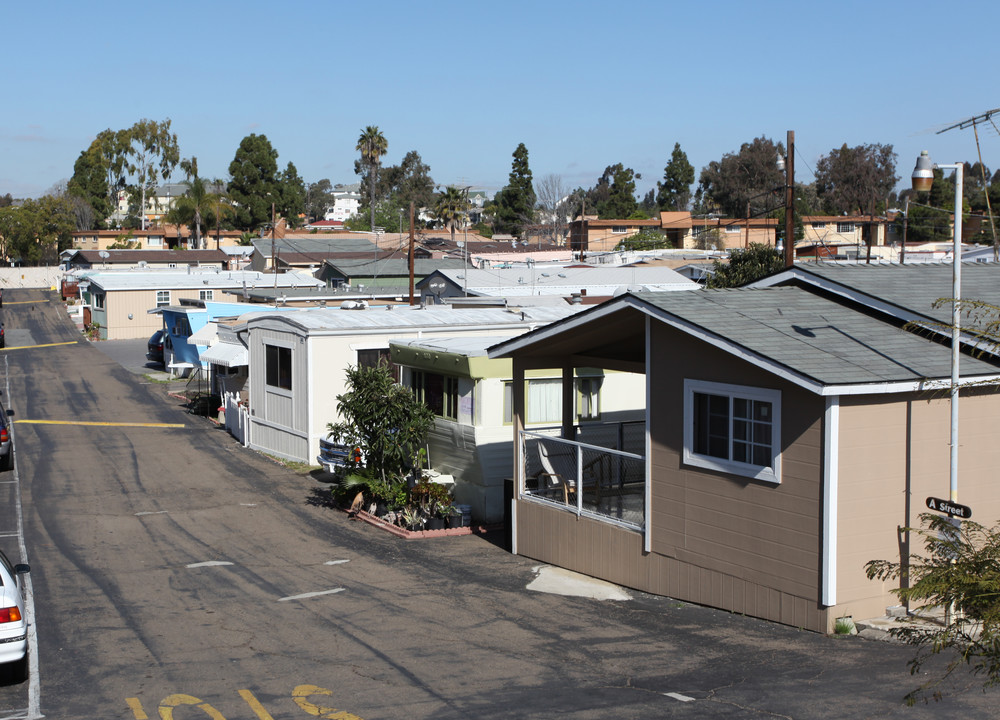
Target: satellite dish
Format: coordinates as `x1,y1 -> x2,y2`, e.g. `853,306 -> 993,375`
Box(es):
98,251 -> 110,259
428,279 -> 446,296
137,260 -> 147,267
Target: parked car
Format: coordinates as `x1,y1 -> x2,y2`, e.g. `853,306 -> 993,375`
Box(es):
0,549 -> 29,682
317,433 -> 364,474
0,404 -> 11,472
146,330 -> 165,366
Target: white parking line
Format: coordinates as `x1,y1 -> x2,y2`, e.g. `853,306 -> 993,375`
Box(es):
186,561 -> 234,568
663,692 -> 695,702
135,511 -> 168,517
279,588 -> 345,602
324,559 -> 350,565
6,357 -> 41,720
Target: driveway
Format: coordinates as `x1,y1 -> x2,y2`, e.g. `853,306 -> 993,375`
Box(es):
0,288 -> 989,719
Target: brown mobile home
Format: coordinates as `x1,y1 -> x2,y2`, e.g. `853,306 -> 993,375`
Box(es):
490,267 -> 1000,633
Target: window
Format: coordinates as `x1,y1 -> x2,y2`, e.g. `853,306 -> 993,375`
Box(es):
577,377 -> 602,421
724,224 -> 742,233
411,371 -> 459,419
683,379 -> 780,483
611,226 -> 628,234
156,291 -> 170,307
811,222 -> 826,229
148,235 -> 162,247
92,236 -> 98,244
836,222 -> 855,234
265,344 -> 292,391
503,378 -> 602,424
94,292 -> 105,309
199,289 -> 214,301
357,348 -> 400,382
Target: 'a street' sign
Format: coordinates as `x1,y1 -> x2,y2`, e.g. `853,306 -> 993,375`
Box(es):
926,496 -> 972,519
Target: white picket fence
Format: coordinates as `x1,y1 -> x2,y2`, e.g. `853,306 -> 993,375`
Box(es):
222,390 -> 251,447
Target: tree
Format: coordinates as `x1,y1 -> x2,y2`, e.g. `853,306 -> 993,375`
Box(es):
698,136 -> 785,218
124,119 -> 180,230
67,128 -> 131,228
705,243 -> 784,288
615,228 -> 671,252
165,175 -> 217,249
326,364 -> 435,489
657,142 -> 695,211
278,162 -> 306,228
814,143 -> 898,215
356,126 -> 388,232
601,164 -> 640,219
305,179 -> 335,222
378,150 -> 435,213
227,133 -> 280,231
0,196 -> 77,264
491,143 -> 535,237
535,174 -> 569,243
434,186 -> 469,244
866,512 -> 1000,704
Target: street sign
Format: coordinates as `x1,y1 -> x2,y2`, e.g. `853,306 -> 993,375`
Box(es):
926,496 -> 972,519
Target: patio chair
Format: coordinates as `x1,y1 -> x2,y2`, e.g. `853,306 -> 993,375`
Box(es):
535,442 -> 603,504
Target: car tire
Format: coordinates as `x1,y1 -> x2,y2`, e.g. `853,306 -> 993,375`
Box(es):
8,654 -> 26,684
3,451 -> 12,472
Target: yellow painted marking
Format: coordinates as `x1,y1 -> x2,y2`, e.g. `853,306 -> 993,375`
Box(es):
126,697 -> 149,719
292,685 -> 364,719
239,689 -> 276,720
2,300 -> 47,305
159,693 -> 226,720
2,340 -> 80,351
15,419 -> 185,428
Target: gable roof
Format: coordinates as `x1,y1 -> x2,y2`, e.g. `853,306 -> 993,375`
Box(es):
489,286 -> 1000,396
750,262 -> 1000,329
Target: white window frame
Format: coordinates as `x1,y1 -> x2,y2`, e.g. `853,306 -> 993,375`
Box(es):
683,378 -> 781,484
156,290 -> 170,307
724,224 -> 742,233
199,289 -> 214,301
811,222 -> 826,229
610,226 -> 628,234
836,222 -> 855,234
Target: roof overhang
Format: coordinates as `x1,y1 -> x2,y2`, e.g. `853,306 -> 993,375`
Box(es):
199,343 -> 248,368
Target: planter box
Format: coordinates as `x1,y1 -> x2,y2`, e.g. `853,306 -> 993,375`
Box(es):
347,508 -> 496,540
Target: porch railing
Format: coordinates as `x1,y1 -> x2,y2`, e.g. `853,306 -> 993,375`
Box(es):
520,430 -> 645,531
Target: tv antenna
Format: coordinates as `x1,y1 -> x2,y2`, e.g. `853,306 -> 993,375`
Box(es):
936,107 -> 1000,256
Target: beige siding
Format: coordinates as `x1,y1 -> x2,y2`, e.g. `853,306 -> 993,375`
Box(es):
833,389 -> 1000,624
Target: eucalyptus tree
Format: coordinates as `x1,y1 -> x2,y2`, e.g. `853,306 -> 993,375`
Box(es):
356,126 -> 388,232
124,118 -> 180,230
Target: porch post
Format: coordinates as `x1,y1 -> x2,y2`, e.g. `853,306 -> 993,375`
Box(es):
561,364 -> 575,440
512,357 -> 526,494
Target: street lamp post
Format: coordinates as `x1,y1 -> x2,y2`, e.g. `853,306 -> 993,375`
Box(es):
912,151 -> 964,506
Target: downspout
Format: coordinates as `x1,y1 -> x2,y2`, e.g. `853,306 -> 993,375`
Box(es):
644,314 -> 652,554
822,395 -> 840,607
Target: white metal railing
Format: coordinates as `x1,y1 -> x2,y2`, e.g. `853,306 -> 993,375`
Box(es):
520,430 -> 645,530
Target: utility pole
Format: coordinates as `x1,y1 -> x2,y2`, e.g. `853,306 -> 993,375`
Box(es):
271,203 -> 278,307
408,202 -> 415,305
901,197 -> 909,263
784,130 -> 795,268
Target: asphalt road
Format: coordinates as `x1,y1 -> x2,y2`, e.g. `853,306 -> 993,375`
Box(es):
0,289 -> 992,719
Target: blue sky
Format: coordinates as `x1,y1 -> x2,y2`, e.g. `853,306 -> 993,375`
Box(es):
2,0 -> 996,201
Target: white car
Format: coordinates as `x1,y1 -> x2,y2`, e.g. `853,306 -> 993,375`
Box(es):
0,550 -> 29,682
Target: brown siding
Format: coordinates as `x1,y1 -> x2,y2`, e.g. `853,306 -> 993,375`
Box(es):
515,320 -> 829,632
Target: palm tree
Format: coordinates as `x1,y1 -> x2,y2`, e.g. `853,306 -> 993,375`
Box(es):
166,176 -> 219,249
434,186 -> 469,245
356,126 -> 388,233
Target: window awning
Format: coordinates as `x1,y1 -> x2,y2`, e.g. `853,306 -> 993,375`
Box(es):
199,343 -> 248,368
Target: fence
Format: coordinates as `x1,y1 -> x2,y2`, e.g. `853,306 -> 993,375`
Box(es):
222,390 -> 251,447
520,430 -> 645,531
